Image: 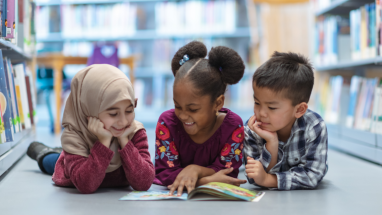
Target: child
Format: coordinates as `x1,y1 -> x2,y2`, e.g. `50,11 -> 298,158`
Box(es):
154,41 -> 247,195
27,64 -> 155,194
244,52 -> 328,190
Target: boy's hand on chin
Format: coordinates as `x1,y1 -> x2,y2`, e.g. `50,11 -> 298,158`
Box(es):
245,157 -> 268,186
87,117 -> 113,148
248,115 -> 278,143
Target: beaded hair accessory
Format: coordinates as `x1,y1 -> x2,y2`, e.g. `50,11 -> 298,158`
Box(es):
179,54 -> 190,65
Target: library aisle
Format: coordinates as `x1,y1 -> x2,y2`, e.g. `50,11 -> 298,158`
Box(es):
0,124 -> 381,215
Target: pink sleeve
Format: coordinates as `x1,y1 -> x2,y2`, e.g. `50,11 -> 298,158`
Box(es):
64,142 -> 114,194
208,125 -> 244,178
154,121 -> 183,186
118,129 -> 155,191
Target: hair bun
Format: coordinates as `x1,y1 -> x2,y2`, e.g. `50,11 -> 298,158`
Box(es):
171,41 -> 207,76
208,46 -> 245,85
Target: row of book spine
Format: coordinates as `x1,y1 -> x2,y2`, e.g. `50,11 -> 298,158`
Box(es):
0,0 -> 19,43
35,0 -> 238,39
311,74 -> 382,134
314,1 -> 382,65
0,49 -> 36,143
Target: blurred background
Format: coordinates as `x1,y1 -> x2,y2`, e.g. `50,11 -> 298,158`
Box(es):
1,0 -> 382,174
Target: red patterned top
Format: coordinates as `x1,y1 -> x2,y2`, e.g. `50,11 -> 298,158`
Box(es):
153,108 -> 244,186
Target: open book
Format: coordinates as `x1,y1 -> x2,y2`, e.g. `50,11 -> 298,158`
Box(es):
120,182 -> 265,202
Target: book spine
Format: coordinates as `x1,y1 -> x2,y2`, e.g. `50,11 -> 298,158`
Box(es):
5,0 -> 15,39
0,50 -> 13,142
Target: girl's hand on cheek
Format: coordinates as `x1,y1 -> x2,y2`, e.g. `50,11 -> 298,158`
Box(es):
87,117 -> 113,147
118,122 -> 136,148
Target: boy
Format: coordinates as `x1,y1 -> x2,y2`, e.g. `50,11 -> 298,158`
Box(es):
244,51 -> 328,190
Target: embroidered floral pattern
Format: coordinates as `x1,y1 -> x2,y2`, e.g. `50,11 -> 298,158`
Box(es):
220,125 -> 244,168
221,143 -> 231,156
169,141 -> 179,155
156,122 -> 170,140
232,125 -> 244,143
155,122 -> 179,168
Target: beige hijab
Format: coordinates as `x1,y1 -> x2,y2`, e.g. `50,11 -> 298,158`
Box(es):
61,64 -> 144,173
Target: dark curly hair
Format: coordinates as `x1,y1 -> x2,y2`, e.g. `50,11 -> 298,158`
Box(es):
252,51 -> 314,106
171,41 -> 245,102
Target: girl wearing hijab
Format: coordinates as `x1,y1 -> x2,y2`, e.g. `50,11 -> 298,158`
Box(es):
27,64 -> 155,194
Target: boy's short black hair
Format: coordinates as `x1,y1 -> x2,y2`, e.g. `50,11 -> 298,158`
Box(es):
252,51 -> 314,106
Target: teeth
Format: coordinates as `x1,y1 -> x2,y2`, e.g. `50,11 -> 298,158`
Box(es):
185,122 -> 194,125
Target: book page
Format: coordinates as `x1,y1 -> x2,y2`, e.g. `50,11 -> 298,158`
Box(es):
120,191 -> 187,201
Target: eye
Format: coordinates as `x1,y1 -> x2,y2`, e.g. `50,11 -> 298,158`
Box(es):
269,107 -> 277,110
255,102 -> 260,105
189,109 -> 199,113
175,106 -> 181,110
126,110 -> 133,114
109,113 -> 117,117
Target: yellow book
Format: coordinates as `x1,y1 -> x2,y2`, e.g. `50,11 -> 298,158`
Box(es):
15,86 -> 24,129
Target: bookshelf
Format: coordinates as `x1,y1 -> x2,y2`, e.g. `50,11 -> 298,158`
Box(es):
34,0 -> 254,114
0,39 -> 34,177
313,0 -> 382,164
315,0 -> 374,16
35,28 -> 252,43
315,56 -> 382,71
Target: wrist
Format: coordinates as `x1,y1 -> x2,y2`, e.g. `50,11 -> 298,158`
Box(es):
99,138 -> 111,148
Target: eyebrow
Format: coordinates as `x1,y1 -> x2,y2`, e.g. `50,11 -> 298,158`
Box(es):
106,104 -> 133,111
253,95 -> 279,105
173,100 -> 200,106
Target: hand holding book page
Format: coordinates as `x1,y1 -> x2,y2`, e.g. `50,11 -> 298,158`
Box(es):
120,182 -> 265,202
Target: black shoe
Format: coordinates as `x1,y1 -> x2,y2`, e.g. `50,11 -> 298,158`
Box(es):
27,141 -> 62,174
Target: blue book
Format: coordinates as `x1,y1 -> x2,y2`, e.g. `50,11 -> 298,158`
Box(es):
0,50 -> 13,142
2,59 -> 17,133
1,0 -> 6,37
6,59 -> 21,132
346,76 -> 362,127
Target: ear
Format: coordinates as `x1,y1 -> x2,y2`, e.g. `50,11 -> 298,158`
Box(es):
294,102 -> 308,119
134,98 -> 138,108
214,95 -> 225,111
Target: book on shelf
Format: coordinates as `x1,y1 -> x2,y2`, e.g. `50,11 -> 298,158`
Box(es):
3,58 -> 19,133
0,50 -> 14,142
6,59 -> 21,132
350,2 -> 378,60
5,0 -> 14,39
312,73 -> 382,134
120,182 -> 265,202
13,63 -> 31,130
0,104 -> 6,143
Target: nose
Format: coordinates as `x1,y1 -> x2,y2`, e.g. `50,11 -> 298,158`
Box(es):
118,115 -> 128,126
178,111 -> 188,121
259,106 -> 267,118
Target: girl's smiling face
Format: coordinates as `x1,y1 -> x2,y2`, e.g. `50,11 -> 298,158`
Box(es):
98,99 -> 136,137
173,79 -> 223,141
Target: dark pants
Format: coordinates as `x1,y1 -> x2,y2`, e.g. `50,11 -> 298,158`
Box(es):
42,153 -> 60,175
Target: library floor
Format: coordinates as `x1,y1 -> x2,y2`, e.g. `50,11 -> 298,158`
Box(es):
0,126 -> 381,215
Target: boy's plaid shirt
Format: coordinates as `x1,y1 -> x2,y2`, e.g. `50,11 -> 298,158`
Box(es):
243,109 -> 328,190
